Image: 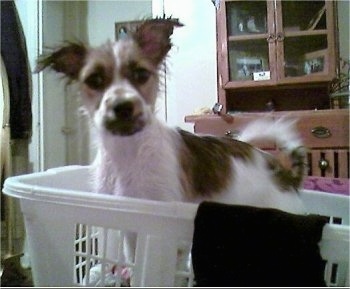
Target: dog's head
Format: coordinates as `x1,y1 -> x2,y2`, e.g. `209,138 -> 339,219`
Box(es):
36,17 -> 183,136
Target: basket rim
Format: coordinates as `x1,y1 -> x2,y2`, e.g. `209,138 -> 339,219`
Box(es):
3,166 -> 198,220
3,165 -> 349,220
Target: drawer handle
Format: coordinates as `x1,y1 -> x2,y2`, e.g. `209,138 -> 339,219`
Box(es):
311,126 -> 331,138
276,32 -> 285,42
266,34 -> 275,43
318,158 -> 329,171
225,130 -> 240,139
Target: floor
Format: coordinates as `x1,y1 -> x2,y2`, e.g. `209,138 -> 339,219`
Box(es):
1,255 -> 33,287
1,208 -> 32,286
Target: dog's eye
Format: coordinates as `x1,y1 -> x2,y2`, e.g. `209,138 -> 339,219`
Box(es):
130,67 -> 151,85
84,72 -> 106,90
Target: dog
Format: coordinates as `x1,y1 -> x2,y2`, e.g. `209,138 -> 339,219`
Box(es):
36,17 -> 307,285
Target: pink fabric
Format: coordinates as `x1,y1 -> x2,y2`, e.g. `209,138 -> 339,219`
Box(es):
303,177 -> 350,196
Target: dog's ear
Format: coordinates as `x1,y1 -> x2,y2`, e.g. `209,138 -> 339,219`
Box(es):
133,17 -> 183,65
35,42 -> 87,80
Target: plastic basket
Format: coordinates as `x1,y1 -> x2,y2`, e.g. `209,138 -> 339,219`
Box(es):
3,165 -> 349,287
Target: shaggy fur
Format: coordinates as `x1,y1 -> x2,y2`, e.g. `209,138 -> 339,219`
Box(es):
37,17 -> 307,284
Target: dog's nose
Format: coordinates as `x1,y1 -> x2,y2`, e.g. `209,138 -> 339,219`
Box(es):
113,99 -> 143,121
113,101 -> 135,121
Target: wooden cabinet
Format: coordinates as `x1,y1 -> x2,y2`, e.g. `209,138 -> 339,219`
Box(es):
217,0 -> 337,113
282,110 -> 349,178
187,109 -> 349,179
185,0 -> 347,180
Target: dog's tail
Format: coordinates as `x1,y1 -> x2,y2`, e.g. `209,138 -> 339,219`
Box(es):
239,117 -> 307,187
238,117 -> 302,151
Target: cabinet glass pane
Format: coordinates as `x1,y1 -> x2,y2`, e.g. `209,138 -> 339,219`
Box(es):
284,35 -> 328,77
282,1 -> 326,32
226,1 -> 267,36
228,39 -> 269,81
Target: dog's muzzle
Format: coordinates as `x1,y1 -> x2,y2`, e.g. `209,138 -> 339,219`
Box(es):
104,99 -> 146,136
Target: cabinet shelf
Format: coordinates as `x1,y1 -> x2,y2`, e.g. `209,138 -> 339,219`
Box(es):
217,0 -> 337,114
228,30 -> 328,43
284,29 -> 328,38
228,34 -> 268,42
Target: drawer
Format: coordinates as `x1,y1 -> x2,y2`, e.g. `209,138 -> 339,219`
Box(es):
194,115 -> 275,149
295,112 -> 349,148
307,149 -> 349,178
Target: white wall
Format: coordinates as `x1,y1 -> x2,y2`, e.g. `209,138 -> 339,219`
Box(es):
85,0 -> 218,132
15,0 -> 42,172
41,2 -> 67,170
87,0 -> 152,46
337,0 -> 349,68
163,0 -> 218,131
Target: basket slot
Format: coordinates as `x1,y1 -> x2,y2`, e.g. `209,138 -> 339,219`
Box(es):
174,241 -> 195,286
74,224 -> 136,286
329,216 -> 343,225
136,234 -> 179,286
75,224 -> 85,284
301,191 -> 349,226
73,223 -> 195,287
74,225 -> 98,286
320,224 -> 350,286
324,262 -> 349,286
330,263 -> 339,285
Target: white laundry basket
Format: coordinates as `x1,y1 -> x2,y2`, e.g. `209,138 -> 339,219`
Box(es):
3,165 -> 349,287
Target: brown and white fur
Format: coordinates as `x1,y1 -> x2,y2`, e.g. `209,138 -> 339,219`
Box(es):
37,17 -> 307,282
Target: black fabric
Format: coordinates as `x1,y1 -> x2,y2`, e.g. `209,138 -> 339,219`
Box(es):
192,202 -> 328,287
1,0 -> 32,139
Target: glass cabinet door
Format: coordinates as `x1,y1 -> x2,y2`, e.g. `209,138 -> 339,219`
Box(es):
278,0 -> 334,81
219,0 -> 335,88
224,1 -> 274,84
